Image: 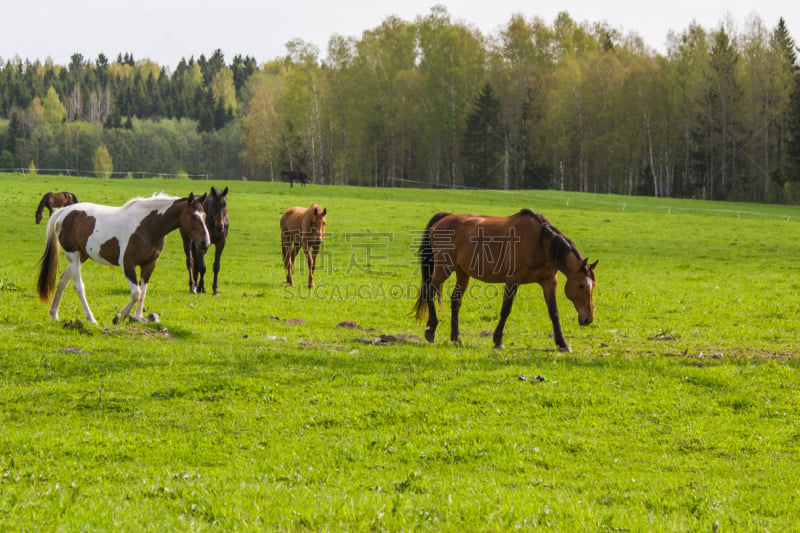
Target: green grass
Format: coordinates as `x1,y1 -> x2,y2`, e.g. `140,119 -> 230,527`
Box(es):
1,173 -> 799,531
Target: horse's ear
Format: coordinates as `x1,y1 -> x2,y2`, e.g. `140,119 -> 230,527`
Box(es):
188,192 -> 194,202
222,186 -> 228,196
589,260 -> 598,271
321,208 -> 327,216
580,258 -> 588,270
199,193 -> 208,203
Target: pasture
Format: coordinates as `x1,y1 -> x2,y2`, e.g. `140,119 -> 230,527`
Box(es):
1,173 -> 799,531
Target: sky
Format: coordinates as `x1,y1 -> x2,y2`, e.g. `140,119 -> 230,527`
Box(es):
2,1 -> 797,69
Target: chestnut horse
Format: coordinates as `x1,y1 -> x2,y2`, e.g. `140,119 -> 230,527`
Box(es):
280,203 -> 327,287
36,191 -> 79,224
36,193 -> 210,324
181,186 -> 229,295
414,209 -> 597,352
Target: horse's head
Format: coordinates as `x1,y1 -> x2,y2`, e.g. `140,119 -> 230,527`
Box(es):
182,193 -> 211,250
207,187 -> 229,231
309,204 -> 327,241
35,211 -> 43,224
564,258 -> 598,326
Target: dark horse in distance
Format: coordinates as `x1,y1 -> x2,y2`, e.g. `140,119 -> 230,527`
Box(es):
414,209 -> 597,352
280,169 -> 310,187
182,186 -> 229,295
36,191 -> 79,224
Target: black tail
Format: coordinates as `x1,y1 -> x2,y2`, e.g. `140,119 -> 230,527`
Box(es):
414,212 -> 450,321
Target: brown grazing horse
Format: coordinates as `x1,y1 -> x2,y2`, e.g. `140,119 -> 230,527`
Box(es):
414,209 -> 597,352
36,191 -> 79,223
181,186 -> 229,295
280,203 -> 327,288
36,193 -> 210,324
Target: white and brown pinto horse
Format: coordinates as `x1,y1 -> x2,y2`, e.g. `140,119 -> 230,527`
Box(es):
280,203 -> 327,288
36,193 -> 210,324
414,209 -> 597,352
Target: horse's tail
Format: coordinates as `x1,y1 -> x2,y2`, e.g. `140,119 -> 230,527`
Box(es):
414,212 -> 450,322
36,215 -> 61,304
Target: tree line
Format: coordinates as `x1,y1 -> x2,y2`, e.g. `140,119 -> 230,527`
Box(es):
2,7 -> 800,203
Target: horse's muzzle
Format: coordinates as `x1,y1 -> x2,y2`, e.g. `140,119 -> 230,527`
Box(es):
579,315 -> 593,326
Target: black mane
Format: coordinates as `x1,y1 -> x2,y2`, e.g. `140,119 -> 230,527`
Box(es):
517,209 -> 581,266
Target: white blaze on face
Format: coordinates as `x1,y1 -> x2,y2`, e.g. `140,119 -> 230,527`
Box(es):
195,209 -> 211,245
585,278 -> 594,293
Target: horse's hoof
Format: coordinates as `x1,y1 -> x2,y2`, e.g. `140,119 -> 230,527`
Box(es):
213,290 -> 220,296
558,345 -> 572,353
494,342 -> 505,349
424,330 -> 435,343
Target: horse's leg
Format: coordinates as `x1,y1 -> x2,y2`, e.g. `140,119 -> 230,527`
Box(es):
289,243 -> 301,285
282,235 -> 296,286
424,266 -> 451,343
450,268 -> 470,343
182,233 -> 196,293
493,282 -> 519,349
306,243 -> 319,288
134,261 -> 158,320
49,267 -> 73,321
117,265 -> 142,322
195,247 -> 207,294
211,240 -> 225,295
541,279 -> 570,352
65,253 -> 97,324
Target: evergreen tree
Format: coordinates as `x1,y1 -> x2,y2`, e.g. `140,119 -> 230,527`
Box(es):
7,111 -> 21,156
462,82 -> 502,188
198,88 -> 216,132
231,55 -> 257,98
771,18 -> 797,67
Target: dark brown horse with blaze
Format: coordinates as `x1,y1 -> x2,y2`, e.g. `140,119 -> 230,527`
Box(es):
414,209 -> 597,352
36,191 -> 79,223
182,186 -> 229,295
280,203 -> 327,288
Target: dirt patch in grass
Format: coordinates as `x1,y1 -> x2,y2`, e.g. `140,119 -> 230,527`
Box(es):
102,325 -> 174,339
354,333 -> 422,346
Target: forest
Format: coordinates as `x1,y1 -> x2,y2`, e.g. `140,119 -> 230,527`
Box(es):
2,7 -> 800,203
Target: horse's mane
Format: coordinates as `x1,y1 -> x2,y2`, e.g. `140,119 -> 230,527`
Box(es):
517,209 -> 582,266
121,192 -> 180,208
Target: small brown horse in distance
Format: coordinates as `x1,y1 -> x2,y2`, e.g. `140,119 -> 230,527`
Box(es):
36,191 -> 79,224
414,209 -> 598,352
280,203 -> 327,288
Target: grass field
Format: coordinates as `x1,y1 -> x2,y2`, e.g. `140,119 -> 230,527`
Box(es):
1,173 -> 799,531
